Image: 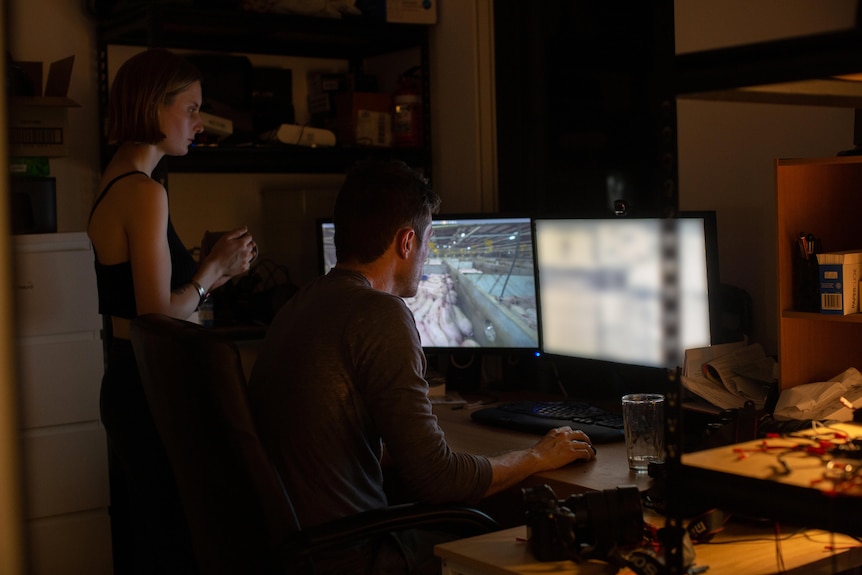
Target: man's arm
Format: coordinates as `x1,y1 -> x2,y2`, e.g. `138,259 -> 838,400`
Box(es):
483,427 -> 595,497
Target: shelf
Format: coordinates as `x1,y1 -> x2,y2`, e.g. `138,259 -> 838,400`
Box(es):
782,310 -> 862,323
775,156 -> 862,389
675,28 -> 862,107
148,145 -> 428,175
97,5 -> 432,177
97,5 -> 427,59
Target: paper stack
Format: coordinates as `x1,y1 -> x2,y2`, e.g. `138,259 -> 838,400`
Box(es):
681,342 -> 776,411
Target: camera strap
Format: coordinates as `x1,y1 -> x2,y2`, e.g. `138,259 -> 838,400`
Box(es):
686,508 -> 727,543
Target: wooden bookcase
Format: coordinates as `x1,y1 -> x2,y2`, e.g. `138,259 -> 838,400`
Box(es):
776,155 -> 862,389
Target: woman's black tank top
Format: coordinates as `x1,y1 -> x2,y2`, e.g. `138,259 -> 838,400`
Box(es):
89,170 -> 197,319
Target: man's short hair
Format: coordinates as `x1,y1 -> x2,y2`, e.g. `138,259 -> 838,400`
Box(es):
334,160 -> 441,264
106,48 -> 202,145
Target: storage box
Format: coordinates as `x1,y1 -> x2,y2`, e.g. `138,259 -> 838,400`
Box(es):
9,56 -> 79,158
817,250 -> 862,315
358,0 -> 438,24
387,0 -> 437,24
334,92 -> 392,147
307,71 -> 349,96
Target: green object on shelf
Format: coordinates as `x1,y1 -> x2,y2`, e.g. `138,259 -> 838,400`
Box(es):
10,157 -> 50,177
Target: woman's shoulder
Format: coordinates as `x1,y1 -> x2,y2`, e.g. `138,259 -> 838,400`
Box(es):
99,169 -> 158,193
98,170 -> 166,210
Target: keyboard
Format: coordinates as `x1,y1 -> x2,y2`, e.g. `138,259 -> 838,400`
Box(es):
470,400 -> 626,444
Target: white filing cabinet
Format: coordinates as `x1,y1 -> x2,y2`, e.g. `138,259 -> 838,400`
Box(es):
13,232 -> 112,575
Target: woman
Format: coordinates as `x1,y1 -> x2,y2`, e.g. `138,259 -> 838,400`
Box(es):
87,48 -> 256,574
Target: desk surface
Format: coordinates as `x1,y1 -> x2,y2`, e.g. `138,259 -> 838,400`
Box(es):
681,421 -> 862,492
433,402 -> 652,497
681,421 -> 862,537
436,522 -> 862,575
435,403 -> 862,574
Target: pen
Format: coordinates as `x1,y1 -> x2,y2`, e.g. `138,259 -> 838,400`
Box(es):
798,234 -> 808,259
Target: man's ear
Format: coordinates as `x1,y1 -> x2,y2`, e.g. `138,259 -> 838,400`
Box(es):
396,227 -> 415,259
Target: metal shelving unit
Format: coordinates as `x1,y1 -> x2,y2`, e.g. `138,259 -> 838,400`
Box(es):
96,4 -> 432,175
675,27 -> 862,107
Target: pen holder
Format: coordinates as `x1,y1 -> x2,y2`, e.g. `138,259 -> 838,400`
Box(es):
792,251 -> 820,312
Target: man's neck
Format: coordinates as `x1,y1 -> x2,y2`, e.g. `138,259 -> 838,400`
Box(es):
335,261 -> 395,294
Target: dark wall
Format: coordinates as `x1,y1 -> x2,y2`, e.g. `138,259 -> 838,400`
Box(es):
494,0 -> 678,218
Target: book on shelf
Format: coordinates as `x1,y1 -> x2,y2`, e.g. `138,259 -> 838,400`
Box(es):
681,341 -> 776,411
816,250 -> 862,315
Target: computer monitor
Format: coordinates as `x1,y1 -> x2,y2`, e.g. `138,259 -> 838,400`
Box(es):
317,215 -> 540,352
533,212 -> 720,371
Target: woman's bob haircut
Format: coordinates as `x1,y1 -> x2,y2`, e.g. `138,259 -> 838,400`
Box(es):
105,48 -> 202,145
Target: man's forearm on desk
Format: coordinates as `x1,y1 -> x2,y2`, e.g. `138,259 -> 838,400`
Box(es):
483,427 -> 595,497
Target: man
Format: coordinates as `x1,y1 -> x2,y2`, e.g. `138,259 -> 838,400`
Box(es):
247,159 -> 595,573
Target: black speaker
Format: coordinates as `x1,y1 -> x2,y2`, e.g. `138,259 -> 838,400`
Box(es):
444,351 -> 482,393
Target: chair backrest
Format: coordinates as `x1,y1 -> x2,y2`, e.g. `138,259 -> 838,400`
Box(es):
130,313 -> 299,575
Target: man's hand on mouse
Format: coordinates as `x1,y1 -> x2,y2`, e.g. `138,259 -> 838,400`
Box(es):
531,426 -> 596,471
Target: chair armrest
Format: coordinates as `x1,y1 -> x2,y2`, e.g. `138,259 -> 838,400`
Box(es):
283,503 -> 500,557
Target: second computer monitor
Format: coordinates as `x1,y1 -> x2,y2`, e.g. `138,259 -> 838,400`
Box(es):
534,213 -> 719,369
408,215 -> 539,351
318,215 -> 540,352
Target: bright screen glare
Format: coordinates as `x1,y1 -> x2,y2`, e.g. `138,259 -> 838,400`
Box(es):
534,217 -> 712,368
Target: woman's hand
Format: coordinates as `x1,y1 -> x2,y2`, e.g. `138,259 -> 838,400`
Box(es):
201,226 -> 257,290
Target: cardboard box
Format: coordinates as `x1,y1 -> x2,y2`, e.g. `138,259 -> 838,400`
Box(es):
9,56 -> 79,158
817,250 -> 862,315
358,0 -> 438,24
307,71 -> 349,96
334,92 -> 392,147
387,0 -> 437,24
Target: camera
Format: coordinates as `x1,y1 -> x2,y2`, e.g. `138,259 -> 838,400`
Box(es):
522,484 -> 644,562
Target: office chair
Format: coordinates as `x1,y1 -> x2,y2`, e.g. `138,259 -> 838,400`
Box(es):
129,313 -> 499,574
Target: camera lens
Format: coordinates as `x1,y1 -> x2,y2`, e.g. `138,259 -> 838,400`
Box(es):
564,485 -> 643,559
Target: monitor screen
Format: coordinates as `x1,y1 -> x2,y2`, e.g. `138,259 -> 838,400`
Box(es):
317,215 -> 540,351
534,213 -> 719,369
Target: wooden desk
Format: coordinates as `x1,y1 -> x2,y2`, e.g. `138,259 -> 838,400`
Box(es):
434,403 -> 653,497
436,522 -> 862,575
434,401 -> 651,528
681,422 -> 862,537
435,406 -> 862,574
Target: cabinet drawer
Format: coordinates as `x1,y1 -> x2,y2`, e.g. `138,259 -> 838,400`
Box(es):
13,234 -> 100,337
17,333 -> 103,428
28,510 -> 113,575
23,423 -> 109,519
